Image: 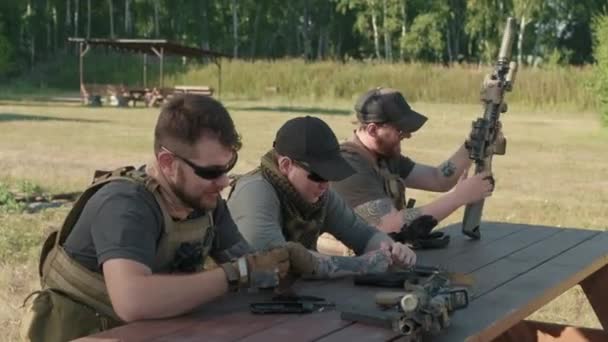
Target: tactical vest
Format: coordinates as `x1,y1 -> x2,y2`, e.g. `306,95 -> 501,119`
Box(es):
340,141 -> 407,210
22,166 -> 214,341
229,170 -> 325,251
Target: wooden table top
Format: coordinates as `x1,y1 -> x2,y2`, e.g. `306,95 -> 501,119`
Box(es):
79,222 -> 608,342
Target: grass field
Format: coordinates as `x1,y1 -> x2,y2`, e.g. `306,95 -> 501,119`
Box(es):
1,99 -> 607,340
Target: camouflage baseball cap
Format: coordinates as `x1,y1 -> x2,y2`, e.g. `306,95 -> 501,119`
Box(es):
355,87 -> 428,133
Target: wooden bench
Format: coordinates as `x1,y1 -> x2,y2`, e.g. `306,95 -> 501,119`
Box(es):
81,83 -> 135,107
173,85 -> 214,97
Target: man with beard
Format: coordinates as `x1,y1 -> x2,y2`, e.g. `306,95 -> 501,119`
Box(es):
326,87 -> 495,253
227,116 -> 417,279
21,95 -> 316,342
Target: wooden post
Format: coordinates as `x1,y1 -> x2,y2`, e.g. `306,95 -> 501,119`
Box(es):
143,53 -> 147,87
150,46 -> 163,88
160,47 -> 164,88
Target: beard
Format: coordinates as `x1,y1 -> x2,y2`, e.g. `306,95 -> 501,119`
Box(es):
376,135 -> 401,158
173,183 -> 220,211
171,168 -> 220,211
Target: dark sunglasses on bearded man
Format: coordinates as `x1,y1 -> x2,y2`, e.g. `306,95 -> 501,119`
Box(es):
161,146 -> 238,180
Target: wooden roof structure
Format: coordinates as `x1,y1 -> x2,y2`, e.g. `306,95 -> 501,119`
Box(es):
68,38 -> 229,94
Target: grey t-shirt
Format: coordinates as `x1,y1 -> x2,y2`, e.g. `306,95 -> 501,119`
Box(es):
331,148 -> 416,209
63,179 -> 251,273
226,173 -> 383,255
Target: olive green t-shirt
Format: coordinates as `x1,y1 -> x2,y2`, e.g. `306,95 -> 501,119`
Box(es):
227,173 -> 385,255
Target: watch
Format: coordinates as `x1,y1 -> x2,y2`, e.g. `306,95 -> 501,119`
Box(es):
237,256 -> 249,288
219,262 -> 240,292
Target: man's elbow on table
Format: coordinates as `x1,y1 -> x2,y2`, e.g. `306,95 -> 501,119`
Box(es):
103,258 -> 157,322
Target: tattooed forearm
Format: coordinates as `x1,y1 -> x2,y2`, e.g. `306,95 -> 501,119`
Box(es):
439,160 -> 457,178
401,207 -> 423,226
306,250 -> 390,279
354,198 -> 394,226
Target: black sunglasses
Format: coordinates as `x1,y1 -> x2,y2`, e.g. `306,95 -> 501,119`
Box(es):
162,146 -> 238,180
293,160 -> 328,183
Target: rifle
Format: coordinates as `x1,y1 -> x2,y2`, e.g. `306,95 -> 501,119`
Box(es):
462,17 -> 519,240
342,266 -> 471,340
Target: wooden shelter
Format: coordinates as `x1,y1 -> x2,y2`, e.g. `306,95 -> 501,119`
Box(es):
67,38 -> 229,99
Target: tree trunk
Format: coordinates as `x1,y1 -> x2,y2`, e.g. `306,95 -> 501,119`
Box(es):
53,5 -> 58,51
317,27 -> 324,60
66,0 -> 71,30
382,0 -> 392,61
153,0 -> 160,37
249,3 -> 261,58
200,0 -> 209,49
300,0 -> 312,59
231,0 -> 238,57
446,26 -> 453,63
517,15 -> 527,65
370,0 -> 380,59
400,0 -> 406,60
46,0 -> 52,53
108,0 -> 114,38
86,0 -> 91,38
74,0 -> 79,37
125,0 -> 131,35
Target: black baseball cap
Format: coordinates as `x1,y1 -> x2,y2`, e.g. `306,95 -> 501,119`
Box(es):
273,116 -> 355,181
355,87 -> 428,133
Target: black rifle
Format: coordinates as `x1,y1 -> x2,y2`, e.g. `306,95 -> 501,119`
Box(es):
343,267 -> 470,340
462,17 -> 519,239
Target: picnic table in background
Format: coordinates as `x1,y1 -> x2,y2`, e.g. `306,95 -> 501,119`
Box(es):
76,222 -> 608,342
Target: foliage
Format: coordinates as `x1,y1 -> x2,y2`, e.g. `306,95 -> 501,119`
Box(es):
0,183 -> 23,213
402,12 -> 446,62
0,0 -> 606,80
592,14 -> 608,126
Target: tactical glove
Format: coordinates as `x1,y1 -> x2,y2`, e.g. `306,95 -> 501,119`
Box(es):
389,215 -> 450,250
220,247 -> 290,291
284,241 -> 317,275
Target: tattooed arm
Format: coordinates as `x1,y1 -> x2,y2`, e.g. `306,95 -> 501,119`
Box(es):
404,143 -> 472,192
305,249 -> 392,279
354,191 -> 475,234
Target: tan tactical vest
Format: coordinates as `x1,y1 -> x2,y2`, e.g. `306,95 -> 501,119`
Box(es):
340,141 -> 407,210
33,166 -> 214,329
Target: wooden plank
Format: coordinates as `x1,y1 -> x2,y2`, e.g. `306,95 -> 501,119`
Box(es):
580,263 -> 608,329
74,317 -> 202,342
420,224 -> 559,274
416,221 -> 526,266
239,311 -> 352,342
314,321 -> 400,342
430,231 -> 608,342
470,229 -> 597,297
149,312 -> 293,342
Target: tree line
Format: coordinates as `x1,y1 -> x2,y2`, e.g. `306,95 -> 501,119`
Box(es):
0,0 -> 607,78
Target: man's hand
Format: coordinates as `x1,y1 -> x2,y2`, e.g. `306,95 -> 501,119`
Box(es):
284,242 -> 317,275
244,247 -> 291,289
453,171 -> 495,205
381,241 -> 417,267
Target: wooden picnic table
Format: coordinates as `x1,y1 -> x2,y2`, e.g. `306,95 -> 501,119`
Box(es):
77,222 -> 608,341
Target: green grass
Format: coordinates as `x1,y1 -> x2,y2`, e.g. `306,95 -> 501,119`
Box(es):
0,100 -> 607,338
2,57 -> 598,111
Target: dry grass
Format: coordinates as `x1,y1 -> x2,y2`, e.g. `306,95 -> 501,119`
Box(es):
0,100 -> 607,339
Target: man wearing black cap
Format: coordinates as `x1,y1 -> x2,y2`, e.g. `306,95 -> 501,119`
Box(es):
227,116 -> 416,278
329,87 -> 495,247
